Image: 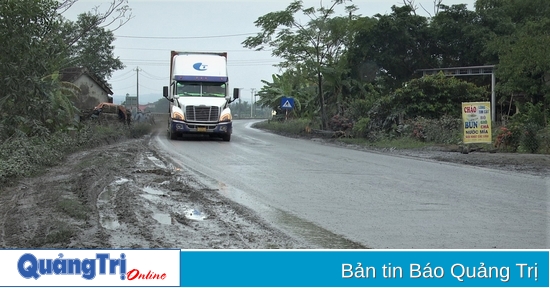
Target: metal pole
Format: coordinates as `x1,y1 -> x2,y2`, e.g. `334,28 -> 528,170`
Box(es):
250,88 -> 255,118
238,89 -> 242,118
491,72 -> 496,123
134,66 -> 141,111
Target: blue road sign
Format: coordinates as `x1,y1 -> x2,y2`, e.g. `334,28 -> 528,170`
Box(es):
280,97 -> 294,110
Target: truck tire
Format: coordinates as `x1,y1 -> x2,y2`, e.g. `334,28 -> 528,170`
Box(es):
168,129 -> 177,140
222,134 -> 231,142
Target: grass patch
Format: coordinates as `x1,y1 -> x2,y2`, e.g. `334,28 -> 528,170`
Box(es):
44,225 -> 74,245
28,222 -> 75,247
57,199 -> 89,220
339,137 -> 435,149
76,158 -> 94,170
253,119 -> 310,135
130,122 -> 154,138
0,122 -> 154,187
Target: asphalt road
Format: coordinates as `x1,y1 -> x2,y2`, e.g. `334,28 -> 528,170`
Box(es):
155,119 -> 549,248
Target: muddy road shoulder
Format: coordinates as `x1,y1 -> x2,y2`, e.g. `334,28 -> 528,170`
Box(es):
0,136 -> 305,249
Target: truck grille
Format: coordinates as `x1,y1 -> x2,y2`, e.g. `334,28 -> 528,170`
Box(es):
185,106 -> 219,122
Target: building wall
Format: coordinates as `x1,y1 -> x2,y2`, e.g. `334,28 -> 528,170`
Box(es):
73,75 -> 110,110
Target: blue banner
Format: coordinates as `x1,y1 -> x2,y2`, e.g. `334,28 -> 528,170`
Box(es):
179,250 -> 549,287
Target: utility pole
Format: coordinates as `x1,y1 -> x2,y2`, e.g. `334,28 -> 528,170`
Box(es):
134,67 -> 141,110
250,88 -> 256,118
238,88 -> 242,119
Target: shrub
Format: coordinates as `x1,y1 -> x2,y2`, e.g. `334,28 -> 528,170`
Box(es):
520,123 -> 540,153
0,122 -> 150,186
537,126 -> 550,154
351,117 -> 370,138
254,119 -> 310,135
406,116 -> 462,144
344,98 -> 375,121
494,125 -> 522,152
328,115 -> 353,131
130,123 -> 153,138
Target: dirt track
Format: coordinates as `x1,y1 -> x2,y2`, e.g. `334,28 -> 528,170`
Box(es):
0,134 -> 305,248
0,130 -> 547,248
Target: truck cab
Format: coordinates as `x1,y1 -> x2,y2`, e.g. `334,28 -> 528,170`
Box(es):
163,51 -> 239,141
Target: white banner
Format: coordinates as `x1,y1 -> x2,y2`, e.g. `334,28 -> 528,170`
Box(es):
0,249 -> 180,287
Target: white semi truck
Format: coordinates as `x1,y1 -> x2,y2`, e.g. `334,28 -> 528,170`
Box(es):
163,51 -> 239,141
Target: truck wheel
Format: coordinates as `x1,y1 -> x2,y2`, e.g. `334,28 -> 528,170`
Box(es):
169,129 -> 177,140
222,134 -> 231,142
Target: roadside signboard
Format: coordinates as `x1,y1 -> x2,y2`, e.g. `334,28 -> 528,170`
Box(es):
281,97 -> 294,110
462,102 -> 492,144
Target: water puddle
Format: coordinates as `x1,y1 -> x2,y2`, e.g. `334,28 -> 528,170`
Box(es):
158,157 -> 366,248
98,187 -> 115,201
97,179 -> 128,231
184,209 -> 207,221
159,180 -> 171,186
114,178 -> 129,185
147,154 -> 167,169
143,186 -> 165,195
140,194 -> 159,202
101,217 -> 121,230
152,213 -> 172,225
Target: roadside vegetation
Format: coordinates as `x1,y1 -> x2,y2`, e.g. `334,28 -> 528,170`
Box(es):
244,0 -> 550,154
0,122 -> 152,186
0,0 -> 140,186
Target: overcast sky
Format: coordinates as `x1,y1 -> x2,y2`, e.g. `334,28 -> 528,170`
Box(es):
64,0 -> 476,105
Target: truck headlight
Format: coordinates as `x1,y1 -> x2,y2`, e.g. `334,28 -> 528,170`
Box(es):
172,112 -> 184,120
219,112 -> 232,122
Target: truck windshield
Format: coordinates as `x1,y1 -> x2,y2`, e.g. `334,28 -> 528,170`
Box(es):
175,82 -> 226,97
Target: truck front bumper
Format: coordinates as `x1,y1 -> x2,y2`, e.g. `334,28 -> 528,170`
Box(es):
170,120 -> 232,135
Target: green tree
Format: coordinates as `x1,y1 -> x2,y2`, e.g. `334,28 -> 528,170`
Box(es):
59,0 -> 132,82
480,0 -> 550,124
62,13 -> 125,81
0,0 -> 68,138
490,19 -> 550,124
430,4 -> 494,67
0,0 -> 132,139
348,5 -> 434,93
243,0 -> 356,129
391,72 -> 488,119
256,69 -> 316,118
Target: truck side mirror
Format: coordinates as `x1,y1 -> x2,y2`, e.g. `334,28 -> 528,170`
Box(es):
163,86 -> 174,102
233,88 -> 240,100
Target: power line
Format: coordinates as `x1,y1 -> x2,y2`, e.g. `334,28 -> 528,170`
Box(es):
138,84 -> 162,92
115,47 -> 272,53
109,69 -> 135,79
121,62 -> 279,67
140,70 -> 165,80
114,32 -> 257,39
115,84 -> 136,91
120,58 -> 278,63
109,74 -> 136,82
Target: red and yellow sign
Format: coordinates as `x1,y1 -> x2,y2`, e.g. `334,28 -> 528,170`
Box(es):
462,102 -> 492,144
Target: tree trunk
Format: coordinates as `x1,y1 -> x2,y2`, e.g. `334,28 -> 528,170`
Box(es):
544,98 -> 548,126
318,72 -> 327,130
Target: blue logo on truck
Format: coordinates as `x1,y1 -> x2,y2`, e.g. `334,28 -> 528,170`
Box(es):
193,63 -> 207,71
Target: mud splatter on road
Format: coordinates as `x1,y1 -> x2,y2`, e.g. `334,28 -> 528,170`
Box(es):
0,135 -> 307,249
